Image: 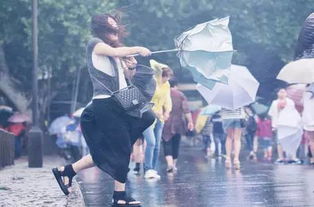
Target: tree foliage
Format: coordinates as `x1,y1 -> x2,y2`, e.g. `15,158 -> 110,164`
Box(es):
0,0 -> 313,119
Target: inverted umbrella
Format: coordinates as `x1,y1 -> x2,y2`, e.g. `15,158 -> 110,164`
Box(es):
175,17 -> 234,87
277,58 -> 314,84
138,17 -> 233,89
197,65 -> 259,110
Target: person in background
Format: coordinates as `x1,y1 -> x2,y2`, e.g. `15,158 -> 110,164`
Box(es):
269,88 -> 302,164
244,107 -> 257,160
162,79 -> 194,173
211,112 -> 226,158
221,107 -> 246,169
256,114 -> 273,161
131,138 -> 145,175
143,59 -> 173,179
7,121 -> 27,158
302,83 -> 314,165
195,108 -> 212,157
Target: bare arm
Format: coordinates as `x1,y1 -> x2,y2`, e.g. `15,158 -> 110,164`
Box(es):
185,112 -> 194,131
94,42 -> 151,57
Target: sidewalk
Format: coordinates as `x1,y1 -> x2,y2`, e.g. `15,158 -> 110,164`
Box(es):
0,156 -> 85,207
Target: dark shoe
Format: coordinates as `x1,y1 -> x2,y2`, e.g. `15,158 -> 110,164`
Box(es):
274,159 -> 285,164
133,167 -> 140,175
112,191 -> 141,207
52,164 -> 76,195
167,168 -> 174,173
287,159 -> 302,165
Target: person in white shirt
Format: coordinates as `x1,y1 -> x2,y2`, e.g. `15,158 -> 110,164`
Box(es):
269,88 -> 302,164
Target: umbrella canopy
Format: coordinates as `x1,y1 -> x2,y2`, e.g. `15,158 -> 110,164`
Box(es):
197,65 -> 259,110
48,115 -> 72,135
295,13 -> 314,60
250,102 -> 269,115
200,105 -> 221,115
8,112 -> 31,123
277,58 -> 314,84
175,17 -> 234,88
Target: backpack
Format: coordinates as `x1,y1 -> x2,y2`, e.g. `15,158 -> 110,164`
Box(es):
246,116 -> 257,133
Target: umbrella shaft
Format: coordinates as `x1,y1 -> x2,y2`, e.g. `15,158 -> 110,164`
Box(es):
129,49 -> 179,57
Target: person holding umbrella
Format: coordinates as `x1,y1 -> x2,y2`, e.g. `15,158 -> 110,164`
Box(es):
268,88 -> 302,164
221,107 -> 246,169
52,13 -> 154,207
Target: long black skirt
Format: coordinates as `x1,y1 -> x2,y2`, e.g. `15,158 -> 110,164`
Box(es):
80,98 -> 155,183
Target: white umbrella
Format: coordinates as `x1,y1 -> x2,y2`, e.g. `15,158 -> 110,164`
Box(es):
200,105 -> 221,115
277,58 -> 314,84
175,17 -> 234,86
276,103 -> 303,156
48,115 -> 72,135
197,65 -> 259,109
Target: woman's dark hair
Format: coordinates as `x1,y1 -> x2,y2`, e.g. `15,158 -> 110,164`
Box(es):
169,78 -> 178,88
91,13 -> 126,47
161,67 -> 173,78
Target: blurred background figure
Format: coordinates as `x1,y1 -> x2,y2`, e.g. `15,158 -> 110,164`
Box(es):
49,114 -> 83,162
195,109 -> 212,158
211,111 -> 226,158
256,114 -> 273,161
143,59 -> 173,179
244,106 -> 257,160
269,88 -> 302,164
131,138 -> 145,175
162,78 -> 194,173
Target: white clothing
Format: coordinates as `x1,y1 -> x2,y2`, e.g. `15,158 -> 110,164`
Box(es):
302,91 -> 314,131
91,52 -> 127,99
221,107 -> 246,120
268,98 -> 300,128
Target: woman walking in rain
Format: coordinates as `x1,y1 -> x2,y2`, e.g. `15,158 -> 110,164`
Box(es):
143,59 -> 173,179
221,107 -> 246,169
52,13 -> 155,206
162,79 -> 194,173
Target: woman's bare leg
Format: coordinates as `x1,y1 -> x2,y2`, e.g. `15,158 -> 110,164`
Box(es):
308,132 -> 314,163
114,180 -> 126,191
233,128 -> 242,164
165,155 -> 174,170
277,144 -> 284,160
225,129 -> 234,167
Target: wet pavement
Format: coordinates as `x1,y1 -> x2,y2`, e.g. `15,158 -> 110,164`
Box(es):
77,145 -> 314,207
